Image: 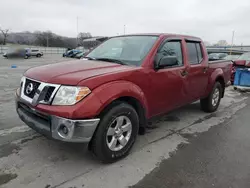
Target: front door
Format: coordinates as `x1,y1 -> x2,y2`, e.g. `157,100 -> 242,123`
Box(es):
149,39 -> 188,116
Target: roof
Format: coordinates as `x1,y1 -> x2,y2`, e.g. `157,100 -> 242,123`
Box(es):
117,33 -> 201,40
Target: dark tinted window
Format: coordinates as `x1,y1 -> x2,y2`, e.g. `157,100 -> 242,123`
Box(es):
187,42 -> 198,64
196,43 -> 203,62
187,42 -> 203,64
158,41 -> 183,66
32,50 -> 38,52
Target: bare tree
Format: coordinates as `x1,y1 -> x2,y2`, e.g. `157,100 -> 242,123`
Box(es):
216,40 -> 228,46
34,30 -> 76,48
0,35 -> 3,45
34,31 -> 53,47
77,32 -> 92,46
0,28 -> 10,45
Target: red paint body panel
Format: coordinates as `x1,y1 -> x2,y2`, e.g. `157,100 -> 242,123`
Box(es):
23,33 -> 232,120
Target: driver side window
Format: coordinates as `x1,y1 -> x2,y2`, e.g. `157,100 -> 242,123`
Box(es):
157,41 -> 183,66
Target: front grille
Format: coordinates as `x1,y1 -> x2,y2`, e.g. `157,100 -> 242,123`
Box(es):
44,86 -> 55,102
18,102 -> 50,123
24,79 -> 41,99
20,77 -> 60,105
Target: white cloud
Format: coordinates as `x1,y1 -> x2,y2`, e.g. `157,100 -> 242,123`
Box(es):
0,0 -> 250,44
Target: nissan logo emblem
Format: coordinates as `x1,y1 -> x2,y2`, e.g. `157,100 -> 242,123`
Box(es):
26,83 -> 34,94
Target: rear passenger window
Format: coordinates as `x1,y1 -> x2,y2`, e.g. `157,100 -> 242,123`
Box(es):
186,42 -> 203,64
196,43 -> 203,62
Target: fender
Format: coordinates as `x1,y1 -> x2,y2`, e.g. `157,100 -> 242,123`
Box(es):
205,68 -> 224,96
52,81 -> 148,119
92,80 -> 149,117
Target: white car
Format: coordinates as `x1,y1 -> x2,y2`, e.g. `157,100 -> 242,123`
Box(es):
27,49 -> 43,57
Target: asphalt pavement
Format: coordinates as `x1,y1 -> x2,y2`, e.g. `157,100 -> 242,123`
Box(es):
132,97 -> 250,188
0,54 -> 249,188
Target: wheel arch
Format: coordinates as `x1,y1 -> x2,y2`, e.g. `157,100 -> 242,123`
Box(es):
88,96 -> 147,151
99,96 -> 147,133
206,68 -> 225,98
215,76 -> 225,98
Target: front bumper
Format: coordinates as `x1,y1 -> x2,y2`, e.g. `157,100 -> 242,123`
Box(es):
16,99 -> 100,143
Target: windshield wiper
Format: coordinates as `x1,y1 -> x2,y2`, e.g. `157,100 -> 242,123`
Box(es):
95,58 -> 127,65
84,56 -> 96,60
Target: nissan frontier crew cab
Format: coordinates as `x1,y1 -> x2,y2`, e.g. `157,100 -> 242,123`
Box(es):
16,33 -> 232,163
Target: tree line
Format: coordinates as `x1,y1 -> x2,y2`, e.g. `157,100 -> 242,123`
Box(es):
0,28 -> 95,49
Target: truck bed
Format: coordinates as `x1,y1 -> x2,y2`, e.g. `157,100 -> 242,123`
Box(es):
208,60 -> 232,85
208,59 -> 232,64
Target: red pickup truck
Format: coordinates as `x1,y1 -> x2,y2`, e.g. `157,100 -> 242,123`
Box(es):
16,34 -> 232,163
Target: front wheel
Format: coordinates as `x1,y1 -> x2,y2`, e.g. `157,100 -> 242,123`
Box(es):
200,82 -> 222,113
91,102 -> 139,163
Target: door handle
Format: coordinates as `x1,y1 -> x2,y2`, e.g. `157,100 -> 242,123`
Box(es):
203,67 -> 208,73
181,70 -> 188,77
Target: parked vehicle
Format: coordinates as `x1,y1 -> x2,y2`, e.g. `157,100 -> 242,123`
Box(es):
231,52 -> 250,83
74,50 -> 90,59
208,53 -> 228,60
74,52 -> 86,59
223,55 -> 239,61
28,49 -> 43,57
3,48 -> 30,59
16,34 -> 232,163
63,49 -> 81,58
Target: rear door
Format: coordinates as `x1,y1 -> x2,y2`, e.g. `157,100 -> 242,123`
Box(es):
149,38 -> 189,115
185,41 -> 209,100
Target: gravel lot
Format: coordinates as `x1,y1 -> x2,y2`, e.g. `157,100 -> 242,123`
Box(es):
0,55 -> 248,188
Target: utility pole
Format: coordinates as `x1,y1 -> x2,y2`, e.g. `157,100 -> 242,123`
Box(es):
230,30 -> 235,55
76,16 -> 79,47
123,25 -> 126,35
46,34 -> 49,47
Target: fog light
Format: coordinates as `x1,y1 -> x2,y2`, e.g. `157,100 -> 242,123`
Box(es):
58,125 -> 69,137
62,126 -> 69,135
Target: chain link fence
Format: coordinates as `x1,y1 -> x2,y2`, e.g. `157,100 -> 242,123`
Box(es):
0,45 -> 67,54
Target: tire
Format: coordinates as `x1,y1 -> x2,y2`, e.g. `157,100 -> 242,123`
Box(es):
200,82 -> 222,113
36,54 -> 41,58
91,102 -> 139,163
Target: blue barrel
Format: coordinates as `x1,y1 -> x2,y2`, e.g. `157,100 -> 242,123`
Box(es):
11,65 -> 17,68
234,68 -> 250,87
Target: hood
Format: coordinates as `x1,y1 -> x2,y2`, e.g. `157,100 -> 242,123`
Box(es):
24,59 -> 134,85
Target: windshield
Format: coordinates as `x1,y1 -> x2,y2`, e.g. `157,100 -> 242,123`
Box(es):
86,36 -> 158,66
238,53 -> 250,61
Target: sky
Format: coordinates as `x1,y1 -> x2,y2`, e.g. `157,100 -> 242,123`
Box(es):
0,0 -> 250,45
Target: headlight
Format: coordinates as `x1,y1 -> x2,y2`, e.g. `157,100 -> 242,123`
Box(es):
19,76 -> 25,95
52,86 -> 91,105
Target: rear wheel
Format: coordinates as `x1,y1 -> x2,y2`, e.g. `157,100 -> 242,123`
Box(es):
91,102 -> 139,163
36,54 -> 41,57
200,82 -> 222,112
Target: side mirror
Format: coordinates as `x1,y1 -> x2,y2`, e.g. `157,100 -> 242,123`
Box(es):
157,56 -> 178,69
